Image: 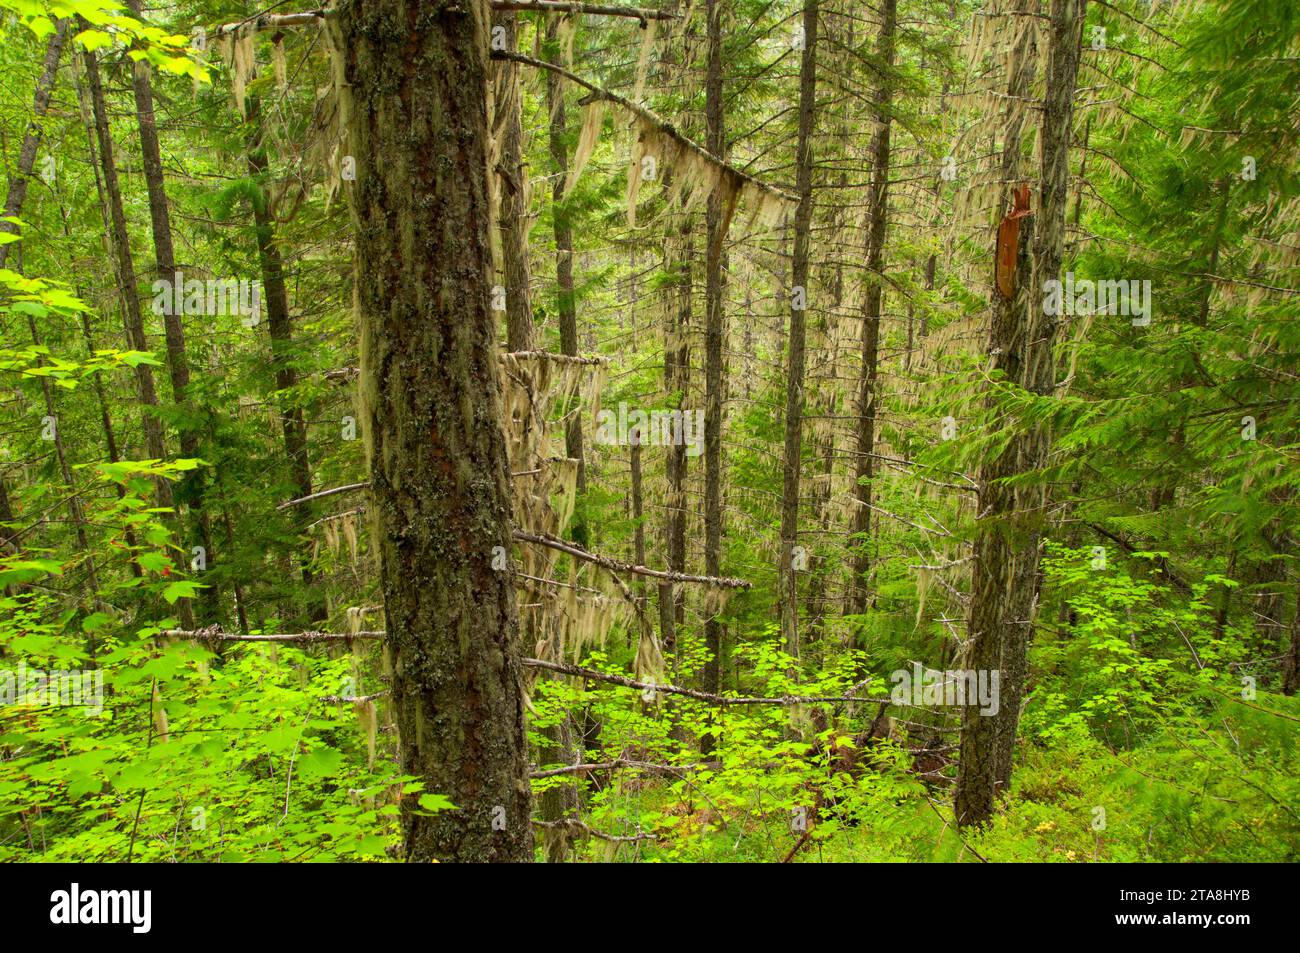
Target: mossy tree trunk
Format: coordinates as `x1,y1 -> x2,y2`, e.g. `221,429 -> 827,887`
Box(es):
953,0 -> 1039,829
334,0 -> 533,863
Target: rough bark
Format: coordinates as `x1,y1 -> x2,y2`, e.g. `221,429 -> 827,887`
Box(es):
777,0 -> 819,660
848,0 -> 897,617
953,0 -> 1040,829
991,0 -> 1085,789
333,0 -> 533,863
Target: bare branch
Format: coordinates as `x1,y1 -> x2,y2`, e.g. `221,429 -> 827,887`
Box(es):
276,481 -> 370,511
493,50 -> 799,206
513,530 -> 752,589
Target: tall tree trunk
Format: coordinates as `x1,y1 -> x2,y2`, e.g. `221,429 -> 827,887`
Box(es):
777,0 -> 819,661
0,19 -> 68,553
245,96 -> 323,623
545,16 -> 587,546
992,0 -> 1085,788
333,0 -> 533,863
848,0 -> 897,617
1152,178 -> 1229,513
953,0 -> 1040,828
701,0 -> 727,728
658,192 -> 691,662
78,306 -> 142,579
670,213 -> 692,633
124,0 -> 218,622
0,19 -> 67,267
58,155 -> 141,581
80,37 -> 193,629
82,43 -> 171,500
493,10 -> 535,351
25,313 -> 101,610
1283,588 -> 1300,696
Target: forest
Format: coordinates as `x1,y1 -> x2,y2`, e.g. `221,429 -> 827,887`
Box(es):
0,0 -> 1296,866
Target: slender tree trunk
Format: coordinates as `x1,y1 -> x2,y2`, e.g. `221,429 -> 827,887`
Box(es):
59,170 -> 141,581
1151,179 -> 1230,515
0,19 -> 67,267
670,214 -> 692,633
333,0 -> 533,863
25,314 -> 101,609
245,97 -> 323,622
0,20 -> 68,552
848,0 -> 897,616
493,10 -> 535,351
80,37 -> 193,629
82,43 -> 171,499
124,0 -> 218,621
1283,588 -> 1300,696
0,478 -> 15,554
658,188 -> 691,662
545,17 -> 587,547
777,0 -> 819,661
701,0 -> 727,726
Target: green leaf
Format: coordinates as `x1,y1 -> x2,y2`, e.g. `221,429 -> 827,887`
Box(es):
162,580 -> 203,604
417,793 -> 458,813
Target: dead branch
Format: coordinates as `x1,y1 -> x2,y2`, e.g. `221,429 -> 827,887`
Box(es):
514,530 -> 752,589
492,50 -> 798,206
276,481 -> 370,510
